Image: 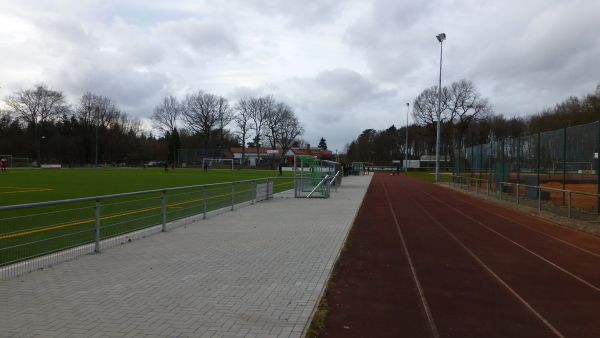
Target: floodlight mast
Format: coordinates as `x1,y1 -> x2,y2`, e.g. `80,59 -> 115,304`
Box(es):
405,102 -> 409,172
435,32 -> 446,182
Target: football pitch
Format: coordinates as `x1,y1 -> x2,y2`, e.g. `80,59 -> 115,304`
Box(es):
0,168 -> 294,267
0,167 -> 291,206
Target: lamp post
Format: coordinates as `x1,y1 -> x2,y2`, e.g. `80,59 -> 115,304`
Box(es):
435,32 -> 446,182
95,106 -> 99,168
405,102 -> 409,172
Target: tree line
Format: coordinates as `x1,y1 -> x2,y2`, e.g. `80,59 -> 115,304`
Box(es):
346,81 -> 600,164
0,84 -> 303,166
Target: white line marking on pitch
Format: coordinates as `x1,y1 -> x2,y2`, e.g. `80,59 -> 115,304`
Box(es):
381,180 -> 440,338
441,191 -> 600,259
425,191 -> 600,294
413,196 -> 565,338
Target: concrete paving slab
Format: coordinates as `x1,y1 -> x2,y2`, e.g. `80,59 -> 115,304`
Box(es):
0,175 -> 372,338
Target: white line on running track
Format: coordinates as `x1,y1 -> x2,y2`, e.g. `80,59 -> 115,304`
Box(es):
439,190 -> 600,259
425,191 -> 600,294
381,181 -> 440,338
412,198 -> 565,338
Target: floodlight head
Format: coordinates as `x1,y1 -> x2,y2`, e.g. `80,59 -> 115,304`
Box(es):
436,33 -> 446,42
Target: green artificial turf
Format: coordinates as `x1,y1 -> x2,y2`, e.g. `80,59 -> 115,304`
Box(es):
0,167 -> 290,206
0,168 -> 293,265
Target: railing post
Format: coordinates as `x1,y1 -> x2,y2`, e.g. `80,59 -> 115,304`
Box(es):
203,188 -> 207,220
161,190 -> 167,232
476,179 -> 479,194
538,186 -> 542,211
568,191 -> 572,218
252,180 -> 256,204
516,184 -> 520,205
231,183 -> 235,210
95,198 -> 101,253
267,178 -> 272,200
487,180 -> 490,196
500,182 -> 503,200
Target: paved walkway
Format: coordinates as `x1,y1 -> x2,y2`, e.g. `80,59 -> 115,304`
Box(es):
0,175 -> 371,338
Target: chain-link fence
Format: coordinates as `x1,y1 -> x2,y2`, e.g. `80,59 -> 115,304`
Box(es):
454,121 -> 600,220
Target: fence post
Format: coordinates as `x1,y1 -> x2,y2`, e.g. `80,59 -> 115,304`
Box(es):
95,198 -> 101,253
517,136 -> 521,184
203,188 -> 207,220
563,127 -> 567,206
597,120 -> 600,215
568,191 -> 572,219
161,190 -> 167,232
231,183 -> 235,210
538,186 -> 542,211
537,132 -> 541,189
267,178 -> 272,200
252,180 -> 256,204
515,184 -> 519,204
500,182 -> 503,200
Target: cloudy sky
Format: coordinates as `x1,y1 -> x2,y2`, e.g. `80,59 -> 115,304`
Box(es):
1,0 -> 599,151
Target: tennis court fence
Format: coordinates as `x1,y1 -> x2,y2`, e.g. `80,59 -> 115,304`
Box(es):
454,120 -> 600,218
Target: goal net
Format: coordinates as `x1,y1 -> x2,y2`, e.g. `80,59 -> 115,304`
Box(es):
0,155 -> 32,168
202,158 -> 234,169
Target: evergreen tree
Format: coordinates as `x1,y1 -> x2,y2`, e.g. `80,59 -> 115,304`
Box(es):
318,137 -> 327,150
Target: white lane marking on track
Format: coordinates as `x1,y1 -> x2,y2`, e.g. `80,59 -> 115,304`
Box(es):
425,191 -> 600,293
412,196 -> 565,338
381,180 -> 440,338
439,189 -> 600,259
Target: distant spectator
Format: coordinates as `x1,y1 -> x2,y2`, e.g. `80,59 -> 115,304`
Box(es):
278,162 -> 283,176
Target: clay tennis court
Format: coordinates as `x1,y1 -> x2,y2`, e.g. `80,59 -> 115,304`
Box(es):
320,173 -> 600,337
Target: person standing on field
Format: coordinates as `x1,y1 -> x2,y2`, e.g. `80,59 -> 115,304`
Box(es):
0,157 -> 7,173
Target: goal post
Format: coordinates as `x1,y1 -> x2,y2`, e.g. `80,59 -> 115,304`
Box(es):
0,155 -> 12,168
0,155 -> 33,168
201,158 -> 234,169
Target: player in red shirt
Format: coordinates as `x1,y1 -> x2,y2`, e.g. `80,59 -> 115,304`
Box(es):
0,157 -> 7,173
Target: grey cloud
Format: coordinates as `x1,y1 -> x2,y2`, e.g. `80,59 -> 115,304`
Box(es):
240,0 -> 348,27
157,18 -> 239,56
45,61 -> 167,116
233,68 -> 400,151
281,68 -> 396,122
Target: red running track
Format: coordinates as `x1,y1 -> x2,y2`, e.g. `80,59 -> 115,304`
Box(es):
322,173 -> 600,338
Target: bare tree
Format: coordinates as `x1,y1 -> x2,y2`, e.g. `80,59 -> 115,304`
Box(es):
215,96 -> 233,145
412,85 -> 450,126
273,104 -> 303,163
151,95 -> 181,135
264,102 -> 286,148
5,84 -> 69,165
234,98 -> 253,165
183,91 -> 219,147
76,92 -> 120,128
151,95 -> 183,166
75,92 -> 122,164
446,79 -> 492,147
413,79 -> 491,151
249,96 -> 275,164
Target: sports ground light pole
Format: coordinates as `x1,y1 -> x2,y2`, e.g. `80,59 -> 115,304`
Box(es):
405,102 -> 410,172
435,32 -> 446,182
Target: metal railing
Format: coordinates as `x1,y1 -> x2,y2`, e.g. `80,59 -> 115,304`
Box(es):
294,172 -> 338,198
445,174 -> 600,221
0,177 -> 294,276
